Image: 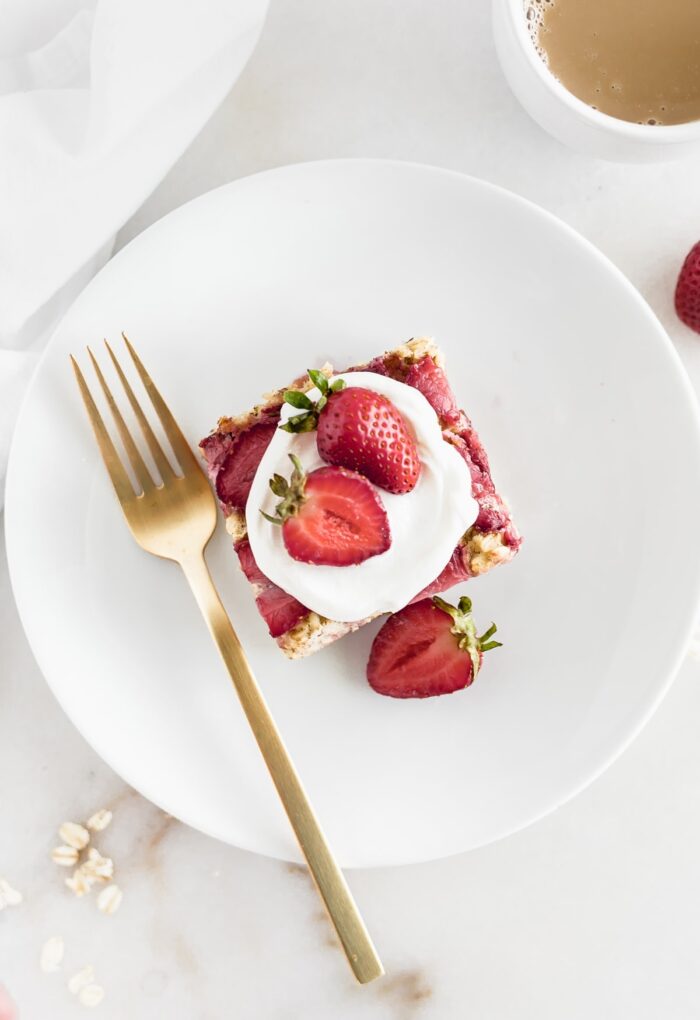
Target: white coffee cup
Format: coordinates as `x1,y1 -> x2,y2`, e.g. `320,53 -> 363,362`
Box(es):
493,0 -> 700,162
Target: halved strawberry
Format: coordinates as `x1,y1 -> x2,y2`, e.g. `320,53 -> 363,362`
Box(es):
367,595 -> 501,698
261,455 -> 391,566
281,371 -> 421,494
215,421 -> 276,509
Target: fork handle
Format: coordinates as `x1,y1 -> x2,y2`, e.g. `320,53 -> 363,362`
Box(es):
180,552 -> 383,985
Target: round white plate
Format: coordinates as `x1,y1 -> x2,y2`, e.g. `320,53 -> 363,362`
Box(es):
7,160 -> 700,867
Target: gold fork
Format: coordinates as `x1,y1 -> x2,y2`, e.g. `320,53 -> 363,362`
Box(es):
71,334 -> 383,985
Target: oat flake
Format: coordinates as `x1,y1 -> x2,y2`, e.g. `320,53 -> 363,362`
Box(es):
68,965 -> 95,995
51,845 -> 79,867
40,936 -> 65,973
82,848 -> 113,882
58,822 -> 90,850
96,884 -> 122,915
86,810 -> 112,833
65,869 -> 94,898
0,878 -> 22,908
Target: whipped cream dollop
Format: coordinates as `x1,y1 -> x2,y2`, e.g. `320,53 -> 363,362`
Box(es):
246,372 -> 478,623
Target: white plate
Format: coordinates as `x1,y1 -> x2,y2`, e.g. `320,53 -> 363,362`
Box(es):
7,160 -> 700,867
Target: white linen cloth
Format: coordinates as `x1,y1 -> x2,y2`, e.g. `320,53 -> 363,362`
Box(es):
0,0 -> 269,500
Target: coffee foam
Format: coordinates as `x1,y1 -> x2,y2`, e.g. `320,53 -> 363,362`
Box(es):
522,0 -> 555,62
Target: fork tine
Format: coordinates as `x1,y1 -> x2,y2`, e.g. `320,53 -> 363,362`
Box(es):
88,347 -> 154,494
70,356 -> 136,504
121,333 -> 200,474
104,340 -> 177,482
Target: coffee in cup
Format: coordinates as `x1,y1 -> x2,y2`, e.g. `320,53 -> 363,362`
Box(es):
525,0 -> 700,125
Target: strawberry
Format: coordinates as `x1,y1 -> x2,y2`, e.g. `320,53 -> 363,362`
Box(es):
256,584 -> 309,637
0,985 -> 17,1020
261,454 -> 391,566
235,538 -> 308,637
367,595 -> 501,698
675,241 -> 700,334
281,371 -> 421,494
214,421 -> 277,509
405,355 -> 461,425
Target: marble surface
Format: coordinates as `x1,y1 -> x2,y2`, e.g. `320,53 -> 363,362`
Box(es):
3,0 -> 700,1015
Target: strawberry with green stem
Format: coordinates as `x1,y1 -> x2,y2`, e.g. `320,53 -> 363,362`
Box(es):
261,453 -> 391,566
281,370 -> 421,494
367,594 -> 502,698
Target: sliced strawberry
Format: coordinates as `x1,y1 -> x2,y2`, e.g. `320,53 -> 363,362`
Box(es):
261,455 -> 391,566
255,585 -> 308,638
235,538 -> 308,637
200,430 -> 235,474
675,241 -> 700,334
367,596 -> 501,699
235,536 -> 270,588
215,422 -> 276,509
405,355 -> 461,425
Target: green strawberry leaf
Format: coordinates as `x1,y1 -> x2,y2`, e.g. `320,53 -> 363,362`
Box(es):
307,368 -> 329,394
284,390 -> 314,410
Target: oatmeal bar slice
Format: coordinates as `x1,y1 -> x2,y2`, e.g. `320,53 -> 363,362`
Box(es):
200,338 -> 521,658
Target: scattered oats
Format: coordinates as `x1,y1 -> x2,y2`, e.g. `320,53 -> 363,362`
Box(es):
40,935 -> 64,973
82,848 -> 113,882
51,845 -> 79,867
96,884 -> 122,916
65,869 -> 94,898
68,965 -> 95,995
0,878 -> 23,908
78,984 -> 105,1008
58,822 -> 90,850
86,809 -> 112,833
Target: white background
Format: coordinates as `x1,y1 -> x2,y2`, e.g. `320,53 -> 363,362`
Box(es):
3,1 -> 700,1015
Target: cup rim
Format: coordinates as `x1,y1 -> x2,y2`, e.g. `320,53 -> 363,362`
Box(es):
506,0 -> 700,144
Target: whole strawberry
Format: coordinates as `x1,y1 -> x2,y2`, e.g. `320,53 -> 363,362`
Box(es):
367,595 -> 501,698
675,241 -> 700,334
261,454 -> 391,566
281,371 -> 421,494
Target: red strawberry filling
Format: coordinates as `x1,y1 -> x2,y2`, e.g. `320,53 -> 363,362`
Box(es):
412,545 -> 469,602
235,537 -> 308,637
214,421 -> 277,510
404,355 -> 461,425
256,585 -> 309,638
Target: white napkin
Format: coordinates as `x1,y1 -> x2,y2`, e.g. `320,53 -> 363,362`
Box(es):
0,0 -> 268,501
